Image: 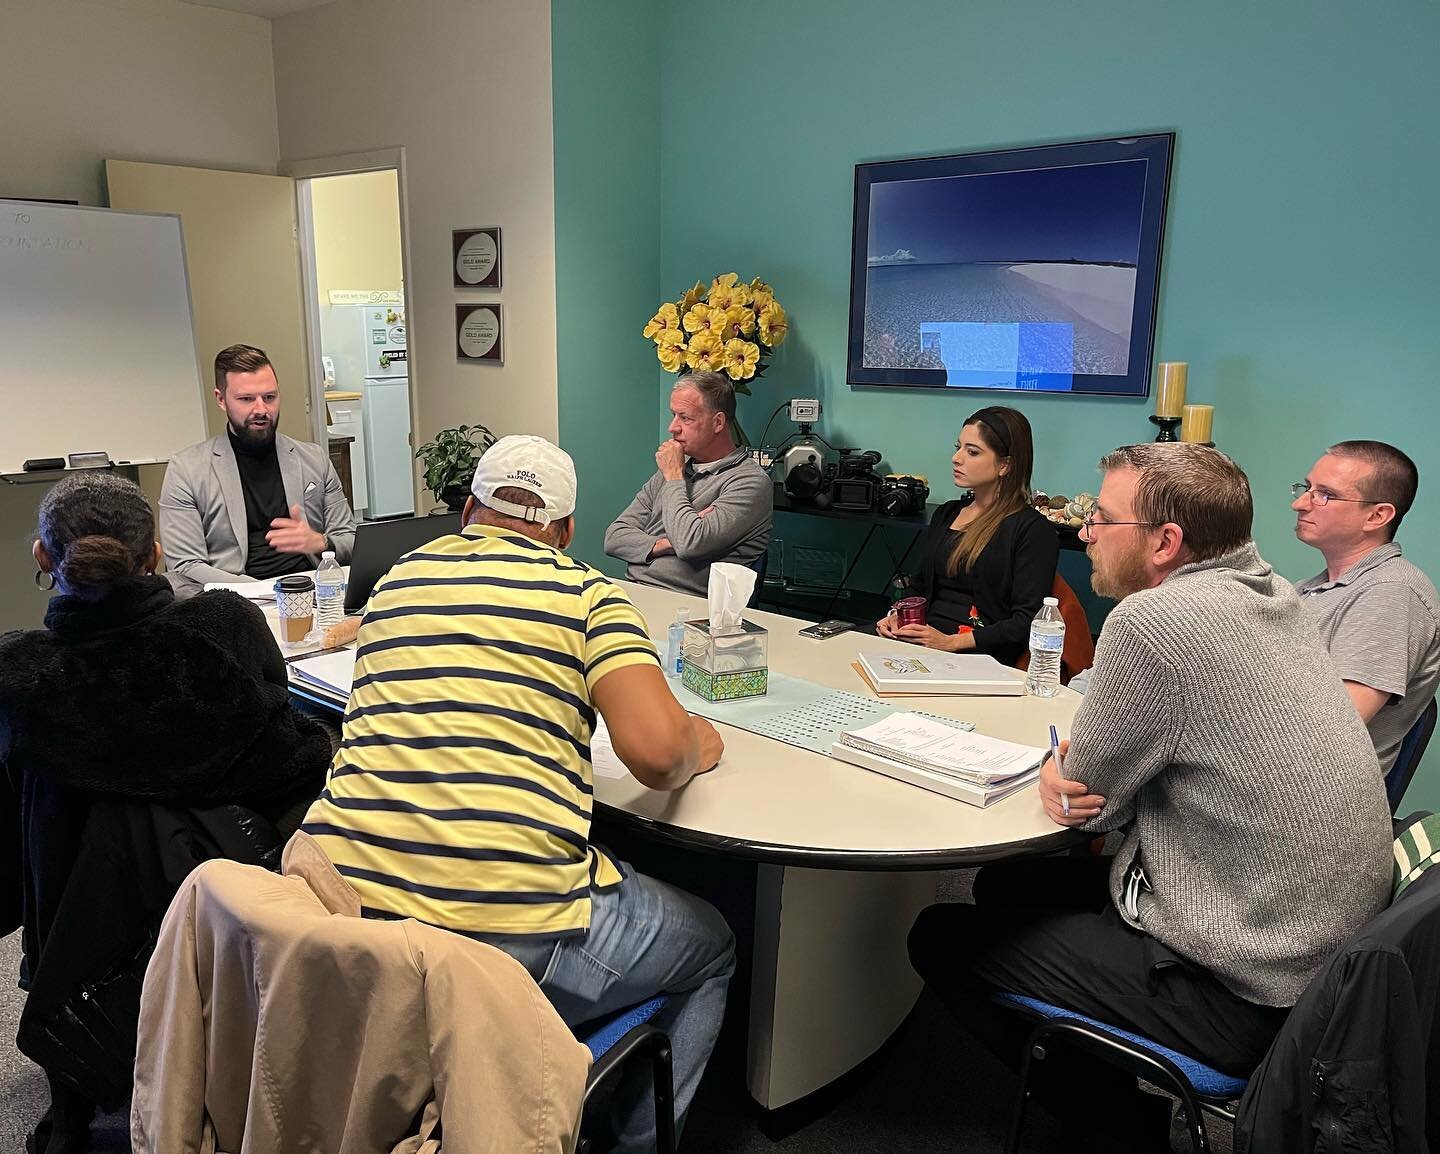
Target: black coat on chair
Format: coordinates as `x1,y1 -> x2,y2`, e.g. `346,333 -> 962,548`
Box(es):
0,576 -> 331,1106
1235,851 -> 1440,1154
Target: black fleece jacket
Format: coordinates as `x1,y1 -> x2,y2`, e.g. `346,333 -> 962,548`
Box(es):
0,576 -> 330,806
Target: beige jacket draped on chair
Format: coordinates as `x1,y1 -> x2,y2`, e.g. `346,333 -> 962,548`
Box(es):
131,832 -> 589,1154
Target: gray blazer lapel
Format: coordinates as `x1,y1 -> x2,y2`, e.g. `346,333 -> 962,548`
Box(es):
278,434 -> 303,514
212,434 -> 247,567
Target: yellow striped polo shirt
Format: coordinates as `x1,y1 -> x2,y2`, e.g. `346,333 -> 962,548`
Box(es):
301,523 -> 658,937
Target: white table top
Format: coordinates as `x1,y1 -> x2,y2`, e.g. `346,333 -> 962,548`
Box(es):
601,582 -> 1083,868
270,578 -> 1086,868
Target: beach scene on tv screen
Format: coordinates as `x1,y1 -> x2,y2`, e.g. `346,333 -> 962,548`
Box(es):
862,158 -> 1148,390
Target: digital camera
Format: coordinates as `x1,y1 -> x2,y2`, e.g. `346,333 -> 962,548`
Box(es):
821,449 -> 885,511
878,473 -> 930,517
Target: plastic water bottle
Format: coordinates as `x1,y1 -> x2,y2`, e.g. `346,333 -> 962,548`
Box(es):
664,608 -> 688,679
315,551 -> 346,628
1025,596 -> 1065,698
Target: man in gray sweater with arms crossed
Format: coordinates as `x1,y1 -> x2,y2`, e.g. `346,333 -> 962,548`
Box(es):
909,443 -> 1393,1153
605,370 -> 771,596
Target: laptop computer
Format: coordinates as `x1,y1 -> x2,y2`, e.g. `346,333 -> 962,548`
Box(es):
344,512 -> 464,612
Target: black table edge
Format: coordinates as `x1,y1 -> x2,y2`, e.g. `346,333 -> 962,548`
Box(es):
594,802 -> 1088,870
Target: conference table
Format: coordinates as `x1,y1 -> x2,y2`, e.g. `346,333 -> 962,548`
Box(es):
272,580 -> 1085,1115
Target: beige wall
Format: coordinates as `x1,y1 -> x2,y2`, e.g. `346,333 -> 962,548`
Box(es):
0,0 -> 280,630
272,0 -> 559,450
312,170 -> 404,300
107,161 -> 310,441
0,0 -> 278,207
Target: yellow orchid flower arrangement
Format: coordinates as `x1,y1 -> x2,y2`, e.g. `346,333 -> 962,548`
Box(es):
642,272 -> 787,394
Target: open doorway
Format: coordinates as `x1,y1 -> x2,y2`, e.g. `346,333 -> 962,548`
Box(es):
297,166 -> 414,521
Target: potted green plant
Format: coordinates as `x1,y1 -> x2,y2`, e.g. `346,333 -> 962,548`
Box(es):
415,423 -> 497,512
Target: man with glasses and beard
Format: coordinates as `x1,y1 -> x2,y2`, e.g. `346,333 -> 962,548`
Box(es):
160,344 -> 356,596
1291,441 -> 1440,773
908,443 -> 1393,1153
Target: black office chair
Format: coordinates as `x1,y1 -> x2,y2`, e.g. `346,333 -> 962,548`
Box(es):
747,551 -> 768,608
1386,696 -> 1436,813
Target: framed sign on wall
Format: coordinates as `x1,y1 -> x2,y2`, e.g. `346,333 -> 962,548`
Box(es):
456,304 -> 503,364
453,227 -> 501,289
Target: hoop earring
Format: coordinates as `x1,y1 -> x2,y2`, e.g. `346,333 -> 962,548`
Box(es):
34,569 -> 55,591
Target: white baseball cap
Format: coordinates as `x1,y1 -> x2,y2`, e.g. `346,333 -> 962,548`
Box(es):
470,434 -> 577,527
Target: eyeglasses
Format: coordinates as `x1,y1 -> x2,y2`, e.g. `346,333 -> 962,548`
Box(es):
1080,514 -> 1162,532
1289,482 -> 1376,507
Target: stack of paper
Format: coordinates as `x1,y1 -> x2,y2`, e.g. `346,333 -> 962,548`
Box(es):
287,648 -> 356,705
855,650 -> 1025,696
205,569 -> 321,603
589,718 -> 630,781
830,713 -> 1045,807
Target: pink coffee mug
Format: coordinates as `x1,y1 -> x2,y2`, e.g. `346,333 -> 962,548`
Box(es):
894,596 -> 927,627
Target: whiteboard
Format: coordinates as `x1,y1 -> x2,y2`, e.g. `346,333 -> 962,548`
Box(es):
0,201 -> 208,475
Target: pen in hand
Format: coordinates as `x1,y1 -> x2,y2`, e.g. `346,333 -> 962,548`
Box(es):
1049,725 -> 1068,817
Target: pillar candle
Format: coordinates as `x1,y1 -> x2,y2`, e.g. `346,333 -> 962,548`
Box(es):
1180,403 -> 1214,444
1155,362 -> 1187,418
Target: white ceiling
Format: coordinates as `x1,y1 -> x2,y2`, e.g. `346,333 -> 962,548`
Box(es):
181,0 -> 334,18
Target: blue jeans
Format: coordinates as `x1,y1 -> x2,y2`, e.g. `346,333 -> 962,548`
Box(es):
493,861 -> 735,1153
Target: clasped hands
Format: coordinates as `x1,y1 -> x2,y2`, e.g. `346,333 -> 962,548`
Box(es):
266,504 -> 325,555
874,612 -> 975,652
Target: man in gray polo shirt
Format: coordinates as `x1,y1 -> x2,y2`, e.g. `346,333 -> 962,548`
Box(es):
604,370 -> 771,596
1293,440 -> 1440,773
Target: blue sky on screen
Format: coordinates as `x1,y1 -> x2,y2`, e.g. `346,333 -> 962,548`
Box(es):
868,159 -> 1148,266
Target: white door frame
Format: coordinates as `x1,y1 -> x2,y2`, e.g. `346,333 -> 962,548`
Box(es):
283,148 -> 417,512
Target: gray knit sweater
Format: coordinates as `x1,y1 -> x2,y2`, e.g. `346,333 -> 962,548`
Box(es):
1069,542 -> 1393,1006
603,447 -> 772,596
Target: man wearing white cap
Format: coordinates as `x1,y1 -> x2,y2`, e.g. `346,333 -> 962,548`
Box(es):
302,435 -> 734,1153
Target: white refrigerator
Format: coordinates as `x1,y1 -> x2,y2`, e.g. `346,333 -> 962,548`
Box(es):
320,304 -> 414,519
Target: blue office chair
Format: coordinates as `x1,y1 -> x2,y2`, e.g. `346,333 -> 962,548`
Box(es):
577,995 -> 675,1154
1386,696 -> 1436,814
992,991 -> 1247,1154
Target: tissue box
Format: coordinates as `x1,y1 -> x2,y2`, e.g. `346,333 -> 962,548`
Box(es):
680,619 -> 769,701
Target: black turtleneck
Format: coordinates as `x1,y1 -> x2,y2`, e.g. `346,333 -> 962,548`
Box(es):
229,429 -> 310,580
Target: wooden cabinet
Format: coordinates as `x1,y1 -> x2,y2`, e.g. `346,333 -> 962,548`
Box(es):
328,435 -> 355,507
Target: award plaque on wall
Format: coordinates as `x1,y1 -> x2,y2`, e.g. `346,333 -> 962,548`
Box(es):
453,227 -> 501,288
456,304 -> 503,364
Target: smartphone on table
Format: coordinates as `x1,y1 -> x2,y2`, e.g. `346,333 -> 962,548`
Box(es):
798,619 -> 854,640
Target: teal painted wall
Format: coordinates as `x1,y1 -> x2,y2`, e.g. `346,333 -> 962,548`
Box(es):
552,0 -> 663,572
554,0 -> 1440,808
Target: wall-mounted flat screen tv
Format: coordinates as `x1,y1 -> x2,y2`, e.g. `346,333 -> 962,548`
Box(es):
848,133 -> 1174,397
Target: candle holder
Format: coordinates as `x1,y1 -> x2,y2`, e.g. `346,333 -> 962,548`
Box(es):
1149,415 -> 1181,442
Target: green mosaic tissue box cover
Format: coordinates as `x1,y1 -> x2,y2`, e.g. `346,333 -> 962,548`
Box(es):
679,618 -> 769,702
681,662 -> 770,701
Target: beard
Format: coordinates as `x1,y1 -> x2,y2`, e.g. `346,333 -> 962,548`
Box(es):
229,413 -> 277,447
1089,539 -> 1152,601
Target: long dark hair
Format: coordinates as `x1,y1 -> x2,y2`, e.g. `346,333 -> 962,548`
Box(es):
36,473 -> 156,600
946,406 -> 1035,575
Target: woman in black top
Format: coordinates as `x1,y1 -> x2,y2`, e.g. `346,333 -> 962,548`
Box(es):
0,472 -> 329,1154
877,406 -> 1058,665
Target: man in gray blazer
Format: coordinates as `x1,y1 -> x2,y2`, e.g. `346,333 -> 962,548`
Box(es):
160,344 -> 355,596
